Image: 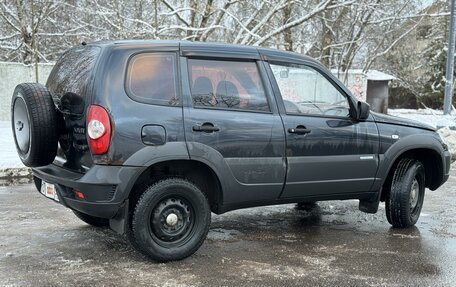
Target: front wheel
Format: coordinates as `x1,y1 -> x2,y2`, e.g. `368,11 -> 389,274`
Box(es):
128,178 -> 211,262
385,159 -> 425,228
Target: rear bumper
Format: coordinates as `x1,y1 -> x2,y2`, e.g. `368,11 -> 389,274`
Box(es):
32,164 -> 144,218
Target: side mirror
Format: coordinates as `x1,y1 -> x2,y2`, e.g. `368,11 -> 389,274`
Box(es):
357,101 -> 370,121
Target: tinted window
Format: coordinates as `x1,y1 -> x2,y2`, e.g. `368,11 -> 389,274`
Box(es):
188,59 -> 269,112
126,53 -> 179,106
270,63 -> 350,117
47,45 -> 100,99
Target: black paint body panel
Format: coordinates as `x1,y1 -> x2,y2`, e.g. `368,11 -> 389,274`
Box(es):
32,40 -> 450,223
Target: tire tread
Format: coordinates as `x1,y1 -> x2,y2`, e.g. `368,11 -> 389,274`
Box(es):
386,158 -> 424,228
11,83 -> 58,167
129,178 -> 210,262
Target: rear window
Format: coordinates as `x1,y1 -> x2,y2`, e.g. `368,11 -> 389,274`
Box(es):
125,53 -> 179,106
47,45 -> 100,99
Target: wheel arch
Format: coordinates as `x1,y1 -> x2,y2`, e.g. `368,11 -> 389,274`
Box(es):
380,147 -> 443,202
128,159 -> 224,214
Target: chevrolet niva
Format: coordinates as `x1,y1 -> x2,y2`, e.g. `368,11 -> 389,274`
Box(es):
11,41 -> 450,261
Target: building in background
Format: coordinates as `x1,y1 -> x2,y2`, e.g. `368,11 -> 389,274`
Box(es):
332,69 -> 395,114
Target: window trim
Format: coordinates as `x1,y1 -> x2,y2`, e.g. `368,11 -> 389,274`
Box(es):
124,51 -> 181,107
268,60 -> 358,119
186,57 -> 272,114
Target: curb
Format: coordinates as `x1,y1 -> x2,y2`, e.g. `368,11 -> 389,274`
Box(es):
0,167 -> 32,185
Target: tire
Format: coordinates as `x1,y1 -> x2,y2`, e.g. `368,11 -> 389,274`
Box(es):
296,201 -> 317,211
129,178 -> 211,262
11,83 -> 58,167
385,159 -> 425,228
72,210 -> 110,227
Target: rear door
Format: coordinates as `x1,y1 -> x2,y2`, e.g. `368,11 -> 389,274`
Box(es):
263,58 -> 379,198
181,52 -> 286,204
46,45 -> 101,171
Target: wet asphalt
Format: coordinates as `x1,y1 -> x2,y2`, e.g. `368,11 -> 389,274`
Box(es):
0,168 -> 455,287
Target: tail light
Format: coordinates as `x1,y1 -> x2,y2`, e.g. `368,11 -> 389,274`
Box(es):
87,105 -> 111,155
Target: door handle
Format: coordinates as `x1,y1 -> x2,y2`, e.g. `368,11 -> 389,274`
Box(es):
288,125 -> 311,135
192,122 -> 220,133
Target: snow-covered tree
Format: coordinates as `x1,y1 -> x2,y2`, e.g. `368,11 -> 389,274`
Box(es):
0,0 -> 452,109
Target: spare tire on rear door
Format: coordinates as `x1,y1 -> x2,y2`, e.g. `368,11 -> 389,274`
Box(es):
11,83 -> 59,167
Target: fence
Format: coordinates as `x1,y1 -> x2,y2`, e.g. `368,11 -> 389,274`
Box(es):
0,62 -> 54,121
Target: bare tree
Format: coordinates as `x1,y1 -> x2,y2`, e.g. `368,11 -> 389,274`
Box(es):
0,0 -> 450,99
1,0 -> 60,63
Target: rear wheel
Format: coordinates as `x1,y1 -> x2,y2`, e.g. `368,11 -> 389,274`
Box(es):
385,159 -> 425,228
72,210 -> 109,227
128,178 -> 211,262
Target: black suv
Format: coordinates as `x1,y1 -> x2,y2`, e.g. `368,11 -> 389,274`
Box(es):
11,41 -> 451,262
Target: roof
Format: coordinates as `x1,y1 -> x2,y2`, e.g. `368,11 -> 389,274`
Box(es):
87,39 -> 318,62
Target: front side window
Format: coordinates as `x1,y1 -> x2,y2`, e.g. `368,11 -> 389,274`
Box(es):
126,53 -> 179,106
188,59 -> 269,112
270,63 -> 350,117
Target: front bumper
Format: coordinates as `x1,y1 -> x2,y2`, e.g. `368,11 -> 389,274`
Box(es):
443,150 -> 451,184
32,164 -> 144,218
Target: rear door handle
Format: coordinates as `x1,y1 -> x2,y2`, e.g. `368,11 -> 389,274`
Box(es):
192,122 -> 220,133
288,125 -> 311,135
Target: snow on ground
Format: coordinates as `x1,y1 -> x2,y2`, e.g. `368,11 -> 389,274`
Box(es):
388,108 -> 456,129
388,108 -> 456,161
438,127 -> 456,161
0,121 -> 24,168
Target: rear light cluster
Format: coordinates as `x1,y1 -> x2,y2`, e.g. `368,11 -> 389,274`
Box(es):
87,105 -> 111,155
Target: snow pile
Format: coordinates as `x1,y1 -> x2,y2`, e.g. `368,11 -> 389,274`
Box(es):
0,121 -> 30,181
388,109 -> 456,162
388,108 -> 456,129
437,127 -> 456,162
0,121 -> 24,168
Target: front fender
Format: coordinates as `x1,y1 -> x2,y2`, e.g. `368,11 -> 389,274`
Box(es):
372,133 -> 446,191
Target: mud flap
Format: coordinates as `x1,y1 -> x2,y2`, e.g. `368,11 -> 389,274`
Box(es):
109,200 -> 129,234
358,190 -> 380,214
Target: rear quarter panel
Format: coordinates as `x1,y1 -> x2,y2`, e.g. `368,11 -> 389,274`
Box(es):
92,45 -> 187,165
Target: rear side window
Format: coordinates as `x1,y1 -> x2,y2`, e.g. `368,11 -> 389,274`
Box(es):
47,46 -> 100,99
126,53 -> 179,106
188,59 -> 269,112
